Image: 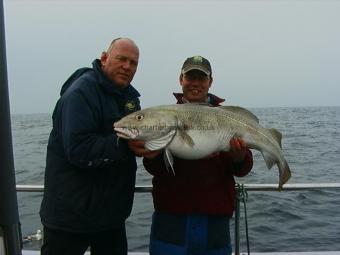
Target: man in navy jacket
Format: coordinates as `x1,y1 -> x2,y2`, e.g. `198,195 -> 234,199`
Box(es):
40,38 -> 152,255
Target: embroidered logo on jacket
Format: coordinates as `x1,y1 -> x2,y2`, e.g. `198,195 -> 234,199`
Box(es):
125,101 -> 136,112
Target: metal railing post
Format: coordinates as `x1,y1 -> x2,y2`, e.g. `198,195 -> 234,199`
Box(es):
234,184 -> 241,255
0,0 -> 22,253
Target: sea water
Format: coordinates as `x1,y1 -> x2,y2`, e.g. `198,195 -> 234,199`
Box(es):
11,106 -> 340,252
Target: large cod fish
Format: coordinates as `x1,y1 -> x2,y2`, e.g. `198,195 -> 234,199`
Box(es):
114,103 -> 291,189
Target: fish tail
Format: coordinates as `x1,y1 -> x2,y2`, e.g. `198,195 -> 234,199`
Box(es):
278,160 -> 291,191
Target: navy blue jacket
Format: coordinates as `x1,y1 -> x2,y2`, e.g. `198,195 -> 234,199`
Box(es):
40,59 -> 141,233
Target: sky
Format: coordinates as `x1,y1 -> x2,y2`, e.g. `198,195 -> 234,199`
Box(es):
3,0 -> 340,114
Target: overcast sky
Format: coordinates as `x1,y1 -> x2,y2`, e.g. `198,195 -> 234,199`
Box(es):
4,0 -> 340,114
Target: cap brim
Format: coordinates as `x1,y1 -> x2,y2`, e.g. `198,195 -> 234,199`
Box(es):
182,66 -> 210,76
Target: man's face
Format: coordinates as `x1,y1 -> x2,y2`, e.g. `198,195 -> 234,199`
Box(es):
100,39 -> 139,87
180,70 -> 212,102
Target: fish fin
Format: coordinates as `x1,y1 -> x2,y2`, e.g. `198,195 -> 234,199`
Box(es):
164,149 -> 175,175
261,150 -> 276,170
178,128 -> 195,147
145,130 -> 176,151
176,119 -> 195,147
219,105 -> 259,123
268,128 -> 282,149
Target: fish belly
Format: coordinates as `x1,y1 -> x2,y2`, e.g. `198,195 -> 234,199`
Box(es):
168,130 -> 224,159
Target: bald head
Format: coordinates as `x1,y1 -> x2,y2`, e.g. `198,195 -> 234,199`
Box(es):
101,38 -> 139,87
107,38 -> 139,55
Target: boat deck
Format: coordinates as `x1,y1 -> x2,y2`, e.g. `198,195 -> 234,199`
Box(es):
22,251 -> 340,255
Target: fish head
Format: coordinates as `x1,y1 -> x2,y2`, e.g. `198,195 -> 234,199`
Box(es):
114,108 -> 178,141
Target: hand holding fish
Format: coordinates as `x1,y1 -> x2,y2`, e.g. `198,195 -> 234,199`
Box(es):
229,137 -> 248,163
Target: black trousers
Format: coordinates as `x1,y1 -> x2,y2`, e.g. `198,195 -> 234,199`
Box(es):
41,225 -> 127,255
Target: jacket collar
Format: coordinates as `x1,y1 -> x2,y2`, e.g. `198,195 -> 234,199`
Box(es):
173,92 -> 225,106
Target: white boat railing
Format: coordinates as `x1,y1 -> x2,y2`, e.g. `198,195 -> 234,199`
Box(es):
16,183 -> 340,192
15,183 -> 340,255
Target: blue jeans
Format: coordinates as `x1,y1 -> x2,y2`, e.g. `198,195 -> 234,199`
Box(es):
149,212 -> 232,255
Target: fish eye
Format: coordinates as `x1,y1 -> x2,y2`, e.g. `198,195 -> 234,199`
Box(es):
135,114 -> 144,121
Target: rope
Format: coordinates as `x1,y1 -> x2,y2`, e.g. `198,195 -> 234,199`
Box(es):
236,183 -> 250,255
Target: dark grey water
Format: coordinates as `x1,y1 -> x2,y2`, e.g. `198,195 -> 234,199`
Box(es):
11,106 -> 340,252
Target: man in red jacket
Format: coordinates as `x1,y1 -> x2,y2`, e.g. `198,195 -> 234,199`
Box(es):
143,56 -> 253,255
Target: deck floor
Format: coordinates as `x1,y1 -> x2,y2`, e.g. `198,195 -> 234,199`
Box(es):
21,251 -> 340,255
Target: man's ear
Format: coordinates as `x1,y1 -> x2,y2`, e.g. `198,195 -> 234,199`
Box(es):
179,74 -> 184,86
100,51 -> 108,65
209,77 -> 213,87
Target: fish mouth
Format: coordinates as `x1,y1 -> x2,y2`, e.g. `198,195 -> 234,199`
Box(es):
114,127 -> 139,139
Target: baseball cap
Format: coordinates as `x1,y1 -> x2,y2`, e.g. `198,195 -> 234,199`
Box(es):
181,55 -> 212,76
